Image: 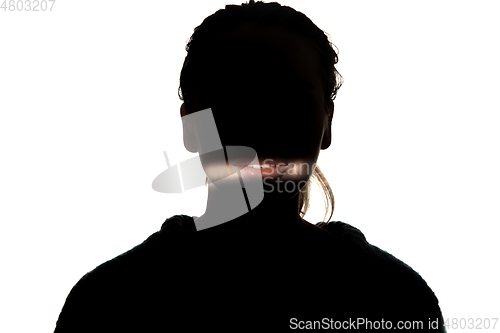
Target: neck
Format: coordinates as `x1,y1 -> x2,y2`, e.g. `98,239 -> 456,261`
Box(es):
195,182 -> 308,232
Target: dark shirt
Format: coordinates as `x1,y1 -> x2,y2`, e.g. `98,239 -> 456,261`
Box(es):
54,215 -> 446,332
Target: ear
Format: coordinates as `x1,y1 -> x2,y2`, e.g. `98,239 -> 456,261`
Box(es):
321,102 -> 334,150
180,103 -> 198,153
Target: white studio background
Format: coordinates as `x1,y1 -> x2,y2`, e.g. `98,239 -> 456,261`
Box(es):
0,1 -> 499,332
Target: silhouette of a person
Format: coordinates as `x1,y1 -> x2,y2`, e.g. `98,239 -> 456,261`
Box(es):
54,1 -> 446,332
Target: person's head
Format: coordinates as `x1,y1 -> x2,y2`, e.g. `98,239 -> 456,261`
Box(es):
179,0 -> 342,222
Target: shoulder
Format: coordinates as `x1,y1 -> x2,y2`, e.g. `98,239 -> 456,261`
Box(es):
318,220 -> 432,284
64,214 -> 195,281
160,214 -> 196,231
317,220 -> 414,268
316,221 -> 444,324
75,215 -> 194,278
55,215 -> 196,332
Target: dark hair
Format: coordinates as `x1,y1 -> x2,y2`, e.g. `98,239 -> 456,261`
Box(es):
178,0 -> 342,223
